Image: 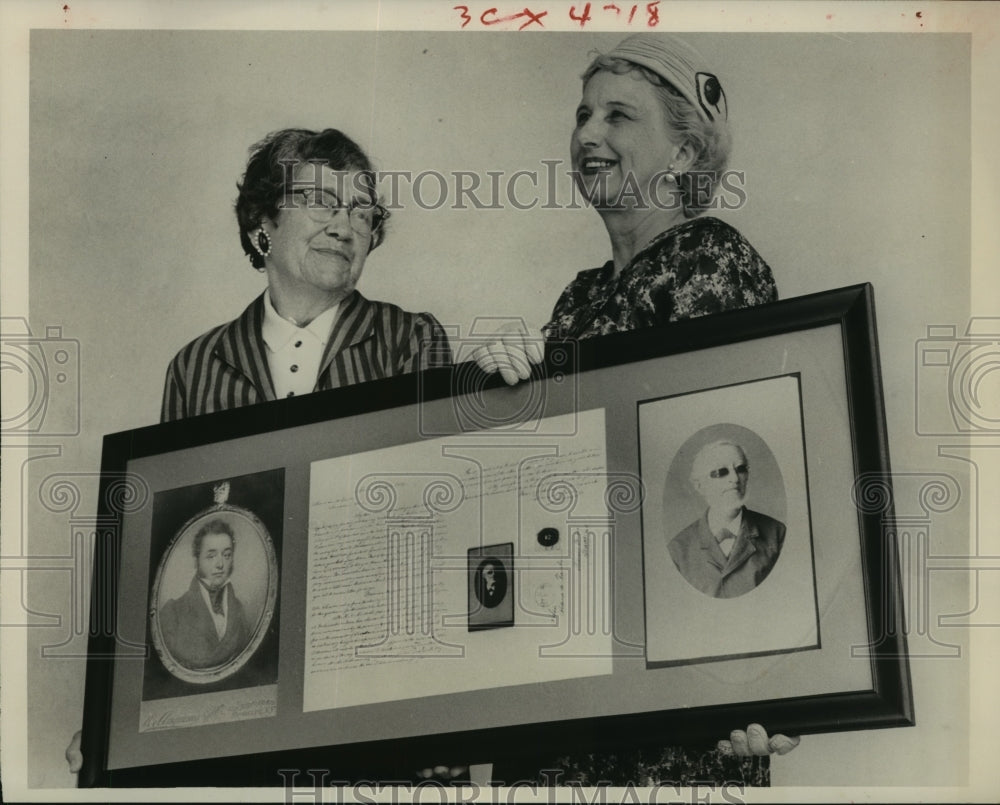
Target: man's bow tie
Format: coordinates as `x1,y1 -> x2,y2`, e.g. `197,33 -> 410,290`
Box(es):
716,528 -> 737,557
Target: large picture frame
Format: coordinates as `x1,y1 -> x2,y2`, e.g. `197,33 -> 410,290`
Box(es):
80,283 -> 912,787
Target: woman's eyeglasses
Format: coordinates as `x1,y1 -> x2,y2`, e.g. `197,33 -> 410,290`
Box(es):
286,188 -> 386,236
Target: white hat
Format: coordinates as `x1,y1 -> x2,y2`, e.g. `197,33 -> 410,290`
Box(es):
606,34 -> 728,123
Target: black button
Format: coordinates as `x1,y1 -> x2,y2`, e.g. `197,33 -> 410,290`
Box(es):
290,364 -> 299,372
287,391 -> 295,397
294,340 -> 302,348
537,527 -> 559,547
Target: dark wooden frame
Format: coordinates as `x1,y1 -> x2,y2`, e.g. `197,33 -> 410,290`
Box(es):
80,283 -> 912,788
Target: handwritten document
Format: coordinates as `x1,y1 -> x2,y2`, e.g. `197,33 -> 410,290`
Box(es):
304,408 -> 614,712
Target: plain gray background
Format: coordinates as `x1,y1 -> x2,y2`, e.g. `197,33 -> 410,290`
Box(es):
12,25 -> 981,792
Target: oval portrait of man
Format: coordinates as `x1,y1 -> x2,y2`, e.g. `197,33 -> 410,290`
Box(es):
149,504 -> 278,684
663,424 -> 787,600
473,557 -> 509,609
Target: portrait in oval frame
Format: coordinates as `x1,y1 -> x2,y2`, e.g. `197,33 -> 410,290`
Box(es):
148,479 -> 279,686
662,423 -> 788,599
473,556 -> 509,609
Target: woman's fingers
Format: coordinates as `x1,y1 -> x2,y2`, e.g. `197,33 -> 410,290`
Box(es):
719,724 -> 801,757
487,340 -> 521,384
729,728 -> 752,756
66,730 -> 83,774
471,325 -> 545,386
747,723 -> 771,755
417,765 -> 468,781
768,733 -> 801,755
470,343 -> 494,371
499,333 -> 534,380
504,323 -> 545,367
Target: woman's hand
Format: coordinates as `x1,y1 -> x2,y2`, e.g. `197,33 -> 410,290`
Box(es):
417,764 -> 492,785
416,765 -> 468,782
718,723 -> 800,756
469,322 -> 545,385
66,730 -> 83,774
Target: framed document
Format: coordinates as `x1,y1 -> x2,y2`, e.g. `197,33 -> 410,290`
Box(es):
81,283 -> 912,787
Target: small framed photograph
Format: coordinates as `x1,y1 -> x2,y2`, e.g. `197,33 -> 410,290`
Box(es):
468,543 -> 515,631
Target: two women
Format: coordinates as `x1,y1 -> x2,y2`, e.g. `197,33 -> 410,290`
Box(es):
70,34 -> 795,787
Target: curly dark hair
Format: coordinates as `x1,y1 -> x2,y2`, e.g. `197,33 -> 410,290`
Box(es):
191,518 -> 235,559
235,128 -> 389,269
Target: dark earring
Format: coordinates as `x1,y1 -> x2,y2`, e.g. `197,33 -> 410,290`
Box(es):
256,229 -> 272,257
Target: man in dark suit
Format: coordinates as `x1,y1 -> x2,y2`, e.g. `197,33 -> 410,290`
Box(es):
668,440 -> 786,599
475,561 -> 505,608
159,519 -> 250,669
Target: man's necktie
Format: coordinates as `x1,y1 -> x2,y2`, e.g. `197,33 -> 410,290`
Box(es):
209,587 -> 225,615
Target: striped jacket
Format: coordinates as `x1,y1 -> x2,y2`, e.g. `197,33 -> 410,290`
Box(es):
161,291 -> 452,421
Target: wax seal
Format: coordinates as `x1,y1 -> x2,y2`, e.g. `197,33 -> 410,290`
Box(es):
537,527 -> 559,547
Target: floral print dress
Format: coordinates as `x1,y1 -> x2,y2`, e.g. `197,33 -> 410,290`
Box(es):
543,216 -> 777,340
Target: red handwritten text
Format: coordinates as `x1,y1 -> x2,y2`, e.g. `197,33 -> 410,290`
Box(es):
454,6 -> 549,30
454,2 -> 659,29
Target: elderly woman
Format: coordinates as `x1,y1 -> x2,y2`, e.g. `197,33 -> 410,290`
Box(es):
162,127 -> 451,419
480,33 -> 776,382
477,34 -> 794,785
67,126 -> 453,777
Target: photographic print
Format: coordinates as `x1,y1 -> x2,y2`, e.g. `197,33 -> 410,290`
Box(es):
140,468 -> 282,729
6,1 -> 966,788
468,543 -> 515,631
639,374 -> 819,666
